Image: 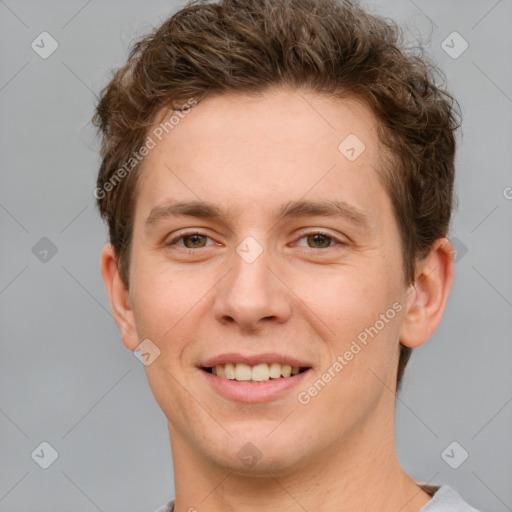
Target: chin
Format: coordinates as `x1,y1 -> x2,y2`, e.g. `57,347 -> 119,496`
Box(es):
200,426 -> 311,476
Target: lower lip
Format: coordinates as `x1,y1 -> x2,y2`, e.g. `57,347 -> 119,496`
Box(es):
200,368 -> 311,403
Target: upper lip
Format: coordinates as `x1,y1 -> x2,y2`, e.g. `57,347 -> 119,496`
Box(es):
200,353 -> 312,368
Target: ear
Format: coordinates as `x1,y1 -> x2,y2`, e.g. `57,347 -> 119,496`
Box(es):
399,237 -> 455,348
100,243 -> 140,351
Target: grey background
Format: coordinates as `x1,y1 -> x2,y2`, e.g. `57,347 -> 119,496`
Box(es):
0,0 -> 511,510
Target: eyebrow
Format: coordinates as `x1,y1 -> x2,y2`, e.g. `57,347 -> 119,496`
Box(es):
144,199 -> 372,232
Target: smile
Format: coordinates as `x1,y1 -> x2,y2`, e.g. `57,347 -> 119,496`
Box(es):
199,353 -> 312,402
202,362 -> 309,382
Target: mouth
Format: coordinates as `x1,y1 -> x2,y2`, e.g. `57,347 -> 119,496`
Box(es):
201,363 -> 310,382
198,353 -> 313,402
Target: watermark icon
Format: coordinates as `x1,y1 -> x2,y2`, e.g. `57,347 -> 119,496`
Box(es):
31,32 -> 59,59
449,236 -> 468,263
31,441 -> 59,469
503,186 -> 512,200
133,338 -> 161,366
441,31 -> 468,59
441,441 -> 469,469
94,97 -> 198,200
297,301 -> 403,405
32,237 -> 58,263
236,236 -> 264,264
338,133 -> 366,162
237,442 -> 262,468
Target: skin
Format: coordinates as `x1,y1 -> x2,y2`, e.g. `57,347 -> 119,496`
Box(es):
101,86 -> 454,512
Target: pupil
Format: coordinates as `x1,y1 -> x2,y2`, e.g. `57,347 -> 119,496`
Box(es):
309,234 -> 329,248
185,234 -> 205,248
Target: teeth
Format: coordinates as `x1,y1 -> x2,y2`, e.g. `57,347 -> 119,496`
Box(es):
234,363 -> 252,381
269,363 -> 281,378
224,363 -> 236,380
216,365 -> 226,378
252,363 -> 269,381
212,362 -> 303,381
281,364 -> 292,378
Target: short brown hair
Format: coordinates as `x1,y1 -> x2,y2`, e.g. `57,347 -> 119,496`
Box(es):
93,0 -> 461,388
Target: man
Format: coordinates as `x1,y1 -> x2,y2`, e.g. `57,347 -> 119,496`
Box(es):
94,0 -> 480,510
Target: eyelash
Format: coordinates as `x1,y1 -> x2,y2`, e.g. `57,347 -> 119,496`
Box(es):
166,230 -> 346,253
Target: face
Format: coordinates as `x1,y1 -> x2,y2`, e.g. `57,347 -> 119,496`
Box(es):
115,87 -> 417,474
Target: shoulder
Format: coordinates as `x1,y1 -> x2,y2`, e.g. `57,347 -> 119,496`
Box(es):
153,488 -> 481,512
421,485 -> 482,512
151,500 -> 174,512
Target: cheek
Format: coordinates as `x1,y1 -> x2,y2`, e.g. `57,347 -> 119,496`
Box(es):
288,260 -> 402,376
290,263 -> 393,333
129,258 -> 181,344
129,255 -> 216,367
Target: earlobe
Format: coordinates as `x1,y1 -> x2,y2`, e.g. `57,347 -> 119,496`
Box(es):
399,238 -> 455,349
100,243 -> 140,350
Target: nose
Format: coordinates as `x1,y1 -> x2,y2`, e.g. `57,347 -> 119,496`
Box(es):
212,240 -> 292,332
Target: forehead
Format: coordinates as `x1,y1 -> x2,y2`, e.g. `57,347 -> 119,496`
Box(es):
135,88 -> 391,230
150,88 -> 380,158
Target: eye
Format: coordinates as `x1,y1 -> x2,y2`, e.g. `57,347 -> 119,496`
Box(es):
166,230 -> 346,252
167,232 -> 213,249
295,230 -> 345,249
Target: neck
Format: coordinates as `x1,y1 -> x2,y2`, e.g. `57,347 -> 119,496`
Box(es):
168,410 -> 432,512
